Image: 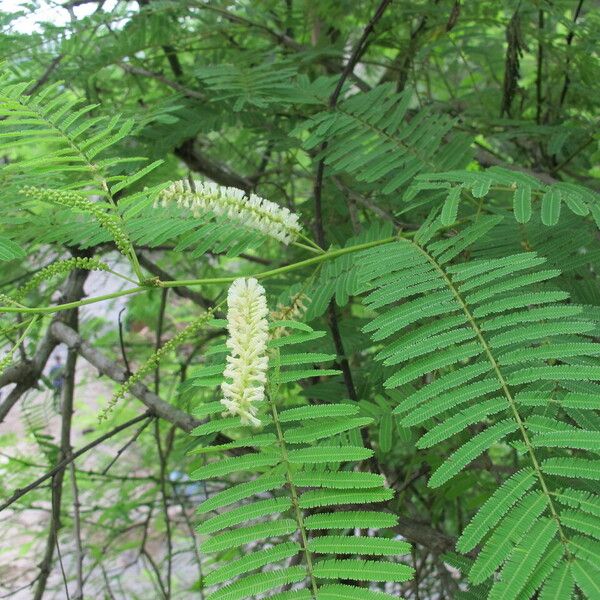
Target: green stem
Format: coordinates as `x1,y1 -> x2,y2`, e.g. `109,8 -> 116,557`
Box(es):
160,236 -> 397,288
105,267 -> 140,285
268,392 -> 319,599
0,236 -> 399,315
0,287 -> 146,315
1,316 -> 39,361
298,233 -> 325,253
408,237 -> 573,559
292,241 -> 324,255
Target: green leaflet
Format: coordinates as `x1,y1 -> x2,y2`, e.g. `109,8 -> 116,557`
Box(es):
542,457 -> 600,481
273,368 -> 342,384
187,434 -> 277,455
488,320 -> 595,349
428,420 -> 518,488
206,567 -> 306,600
539,562 -> 575,600
197,498 -> 292,534
204,542 -> 300,585
298,488 -> 394,509
190,453 -> 279,480
292,471 -> 385,489
278,403 -> 359,422
469,492 -> 547,584
307,536 -> 411,556
286,445 -> 374,464
272,352 -> 336,367
316,584 -> 398,600
441,185 -> 462,225
303,511 -> 398,530
571,560 -> 600,598
532,430 -> 600,452
481,305 -> 583,333
456,469 -> 536,553
541,187 -> 562,225
283,417 -> 374,444
513,184 -> 532,223
570,535 -> 600,567
560,510 -> 600,540
499,341 -> 600,365
197,474 -> 286,514
473,291 -> 571,318
312,558 -> 413,582
554,488 -> 600,517
488,518 -> 558,599
562,392 -> 600,410
202,519 -> 297,552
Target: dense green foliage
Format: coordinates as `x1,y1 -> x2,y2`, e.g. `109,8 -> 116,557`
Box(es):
0,1 -> 598,598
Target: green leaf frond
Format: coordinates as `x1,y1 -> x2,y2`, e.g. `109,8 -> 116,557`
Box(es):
356,217 -> 600,597
188,324 -> 412,599
409,168 -> 600,228
297,83 -> 472,196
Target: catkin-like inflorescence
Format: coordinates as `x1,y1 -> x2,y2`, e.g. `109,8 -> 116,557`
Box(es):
221,278 -> 269,427
14,257 -> 109,301
20,186 -> 132,256
157,179 -> 302,244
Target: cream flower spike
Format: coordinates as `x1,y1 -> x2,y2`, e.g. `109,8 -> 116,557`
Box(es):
157,179 -> 302,244
220,278 -> 269,427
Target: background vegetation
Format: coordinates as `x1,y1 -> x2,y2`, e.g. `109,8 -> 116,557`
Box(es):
0,1 -> 598,598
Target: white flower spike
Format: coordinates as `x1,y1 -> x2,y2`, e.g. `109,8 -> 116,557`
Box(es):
157,179 -> 302,244
220,278 -> 269,427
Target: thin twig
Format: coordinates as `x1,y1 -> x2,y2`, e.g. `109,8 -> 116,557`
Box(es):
55,538 -> 71,600
118,307 -> 132,377
557,0 -> 585,109
69,462 -> 84,599
118,62 -> 206,100
100,417 -> 153,475
1,411 -> 153,512
154,419 -> 173,599
33,305 -> 79,600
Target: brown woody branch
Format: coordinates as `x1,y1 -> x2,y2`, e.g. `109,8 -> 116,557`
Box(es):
49,321 -> 201,433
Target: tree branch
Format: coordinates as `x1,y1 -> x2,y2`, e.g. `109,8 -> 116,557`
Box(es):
49,321 -> 201,433
175,140 -> 253,192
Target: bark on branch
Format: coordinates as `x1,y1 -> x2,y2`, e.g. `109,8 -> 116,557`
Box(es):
49,322 -> 201,433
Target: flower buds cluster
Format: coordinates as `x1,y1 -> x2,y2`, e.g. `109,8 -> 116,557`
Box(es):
157,179 -> 302,245
15,257 -> 109,301
21,186 -> 132,257
221,278 -> 269,426
269,292 -> 309,339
